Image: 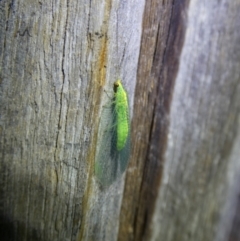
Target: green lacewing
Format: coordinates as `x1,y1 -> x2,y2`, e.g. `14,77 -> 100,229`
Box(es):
95,80 -> 130,187
113,80 -> 129,151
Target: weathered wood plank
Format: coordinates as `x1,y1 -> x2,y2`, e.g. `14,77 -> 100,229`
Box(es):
119,0 -> 240,241
0,0 -> 144,240
150,0 -> 240,240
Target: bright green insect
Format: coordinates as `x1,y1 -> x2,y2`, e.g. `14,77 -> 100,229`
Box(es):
95,80 -> 130,187
113,80 -> 129,151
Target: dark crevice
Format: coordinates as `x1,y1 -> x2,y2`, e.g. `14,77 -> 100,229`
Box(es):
133,206 -> 139,238
152,23 -> 161,69
86,0 -> 92,48
53,1 -> 69,238
54,0 -> 70,188
17,28 -> 32,37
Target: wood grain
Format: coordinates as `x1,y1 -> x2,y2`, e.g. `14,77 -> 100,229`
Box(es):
1,0 -> 240,241
0,0 -> 144,240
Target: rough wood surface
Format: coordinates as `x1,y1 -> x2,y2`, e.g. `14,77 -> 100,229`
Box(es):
0,0 -> 144,240
1,0 -> 240,241
120,0 -> 240,241
151,0 -> 240,240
